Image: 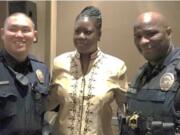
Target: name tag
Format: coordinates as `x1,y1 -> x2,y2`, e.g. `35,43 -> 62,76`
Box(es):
0,81 -> 10,85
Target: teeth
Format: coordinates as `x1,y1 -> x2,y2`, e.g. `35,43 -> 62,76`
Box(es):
16,42 -> 25,44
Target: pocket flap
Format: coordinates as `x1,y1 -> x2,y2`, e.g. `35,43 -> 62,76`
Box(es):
136,89 -> 166,102
0,83 -> 17,98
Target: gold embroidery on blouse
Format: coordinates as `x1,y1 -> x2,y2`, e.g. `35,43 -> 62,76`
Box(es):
69,53 -> 104,135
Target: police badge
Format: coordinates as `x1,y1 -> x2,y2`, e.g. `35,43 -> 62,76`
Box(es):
160,73 -> 174,91
36,69 -> 44,84
128,113 -> 139,129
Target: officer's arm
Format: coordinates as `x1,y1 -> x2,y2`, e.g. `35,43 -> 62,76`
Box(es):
174,63 -> 180,131
174,88 -> 180,133
47,83 -> 61,110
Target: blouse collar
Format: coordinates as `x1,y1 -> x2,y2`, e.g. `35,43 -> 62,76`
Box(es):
75,48 -> 101,60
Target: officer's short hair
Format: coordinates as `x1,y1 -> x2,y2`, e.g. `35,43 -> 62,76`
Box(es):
4,12 -> 35,30
76,6 -> 102,30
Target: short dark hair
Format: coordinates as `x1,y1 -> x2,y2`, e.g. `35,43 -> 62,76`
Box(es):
4,12 -> 35,30
76,6 -> 102,30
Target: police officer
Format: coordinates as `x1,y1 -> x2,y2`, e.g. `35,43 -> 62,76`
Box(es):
0,12 -> 50,135
119,12 -> 180,135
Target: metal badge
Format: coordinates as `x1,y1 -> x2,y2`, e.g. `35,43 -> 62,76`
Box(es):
160,73 -> 174,91
36,69 -> 44,84
128,113 -> 139,129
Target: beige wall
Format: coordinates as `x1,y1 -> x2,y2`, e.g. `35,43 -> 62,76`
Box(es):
31,1 -> 51,66
0,1 -> 8,48
57,1 -> 180,80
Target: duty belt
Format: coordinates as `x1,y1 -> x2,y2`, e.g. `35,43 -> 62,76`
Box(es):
127,113 -> 174,131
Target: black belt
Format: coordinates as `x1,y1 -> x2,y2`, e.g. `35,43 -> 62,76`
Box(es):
127,113 -> 175,134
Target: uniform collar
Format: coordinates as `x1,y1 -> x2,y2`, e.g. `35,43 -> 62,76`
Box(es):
74,48 -> 101,60
2,49 -> 32,73
162,47 -> 180,66
145,45 -> 175,68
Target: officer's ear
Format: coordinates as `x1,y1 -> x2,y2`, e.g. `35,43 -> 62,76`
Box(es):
33,30 -> 38,43
0,28 -> 5,41
97,30 -> 101,41
166,26 -> 172,40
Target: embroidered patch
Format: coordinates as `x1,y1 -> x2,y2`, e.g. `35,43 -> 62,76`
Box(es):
160,73 -> 174,91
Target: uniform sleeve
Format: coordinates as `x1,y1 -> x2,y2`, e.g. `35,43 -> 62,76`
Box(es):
173,61 -> 180,128
173,88 -> 180,129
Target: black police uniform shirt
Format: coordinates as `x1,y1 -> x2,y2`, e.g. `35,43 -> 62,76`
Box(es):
0,49 -> 50,135
123,48 -> 180,135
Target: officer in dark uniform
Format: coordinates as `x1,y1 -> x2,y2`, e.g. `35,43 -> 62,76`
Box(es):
119,12 -> 180,135
0,12 -> 50,135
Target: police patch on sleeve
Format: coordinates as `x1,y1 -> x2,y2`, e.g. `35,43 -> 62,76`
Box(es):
36,69 -> 44,84
160,73 -> 174,91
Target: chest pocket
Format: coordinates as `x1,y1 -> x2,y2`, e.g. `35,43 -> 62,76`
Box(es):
31,83 -> 48,115
0,84 -> 17,121
127,87 -> 167,103
135,89 -> 167,102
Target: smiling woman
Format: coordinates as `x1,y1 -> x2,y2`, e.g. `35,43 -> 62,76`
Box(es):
73,16 -> 100,56
48,6 -> 128,135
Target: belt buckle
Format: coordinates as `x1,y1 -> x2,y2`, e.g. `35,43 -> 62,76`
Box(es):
128,113 -> 139,129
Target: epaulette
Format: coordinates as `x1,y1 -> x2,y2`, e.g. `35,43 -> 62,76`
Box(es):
130,63 -> 148,87
139,63 -> 148,70
175,58 -> 180,73
174,49 -> 180,72
28,55 -> 44,64
175,60 -> 180,82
